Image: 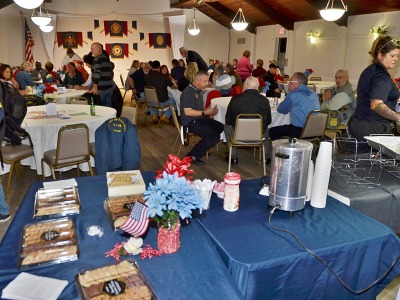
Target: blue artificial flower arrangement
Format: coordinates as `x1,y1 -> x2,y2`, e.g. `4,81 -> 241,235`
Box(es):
263,81 -> 271,93
144,171 -> 203,227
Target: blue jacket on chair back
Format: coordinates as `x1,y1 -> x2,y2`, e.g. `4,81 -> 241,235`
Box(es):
95,117 -> 141,175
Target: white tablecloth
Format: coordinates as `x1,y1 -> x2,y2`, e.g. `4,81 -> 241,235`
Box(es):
56,89 -> 86,104
20,104 -> 116,177
168,87 -> 214,115
211,96 -> 291,141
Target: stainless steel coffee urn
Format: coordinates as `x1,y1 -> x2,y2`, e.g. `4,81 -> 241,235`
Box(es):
269,138 -> 313,211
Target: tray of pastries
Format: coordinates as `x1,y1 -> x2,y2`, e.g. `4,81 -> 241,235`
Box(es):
76,260 -> 157,300
106,171 -> 146,197
18,217 -> 79,268
104,195 -> 144,231
34,186 -> 80,218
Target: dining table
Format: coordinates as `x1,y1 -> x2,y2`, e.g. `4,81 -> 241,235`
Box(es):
1,174 -> 399,300
19,104 -> 116,177
55,89 -> 86,104
279,81 -> 335,94
211,96 -> 291,141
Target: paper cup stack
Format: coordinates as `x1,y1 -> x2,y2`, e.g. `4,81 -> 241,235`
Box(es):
310,142 -> 333,208
193,179 -> 216,210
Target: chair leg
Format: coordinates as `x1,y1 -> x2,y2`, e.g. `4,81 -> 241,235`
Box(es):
77,164 -> 81,177
88,161 -> 94,176
50,166 -> 56,180
262,145 -> 266,177
41,159 -> 46,180
172,134 -> 179,153
228,145 -> 232,173
6,161 -> 15,198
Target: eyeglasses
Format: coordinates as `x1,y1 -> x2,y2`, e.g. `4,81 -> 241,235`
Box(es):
289,80 -> 298,83
381,39 -> 400,51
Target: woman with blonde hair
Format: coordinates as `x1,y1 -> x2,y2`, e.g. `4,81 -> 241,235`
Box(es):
177,62 -> 199,91
15,61 -> 33,91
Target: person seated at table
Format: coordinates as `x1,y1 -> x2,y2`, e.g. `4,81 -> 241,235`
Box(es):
63,62 -> 83,88
269,72 -> 320,140
224,76 -> 272,164
208,59 -> 214,70
252,59 -> 267,78
214,65 -> 232,96
161,65 -> 174,82
171,59 -> 185,81
180,71 -> 223,164
226,63 -> 243,89
269,60 -> 285,83
236,50 -> 253,81
30,61 -> 47,81
263,63 -> 281,97
179,59 -> 186,68
15,61 -> 33,92
74,53 -> 94,90
44,61 -> 61,87
208,62 -> 220,86
0,64 -> 21,92
177,62 -> 198,92
129,62 -> 149,101
321,69 -> 356,129
74,60 -> 89,84
145,60 -> 174,124
232,58 -> 238,70
125,59 -> 140,90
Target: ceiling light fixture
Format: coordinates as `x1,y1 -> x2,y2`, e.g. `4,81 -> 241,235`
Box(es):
188,8 -> 200,36
231,7 -> 248,31
40,23 -> 54,33
319,0 -> 347,22
31,5 -> 51,26
13,0 -> 44,9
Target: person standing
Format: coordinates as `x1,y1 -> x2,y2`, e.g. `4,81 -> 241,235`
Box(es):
236,50 -> 253,81
224,76 -> 271,164
61,47 -> 82,71
179,47 -> 208,72
349,36 -> 400,142
269,72 -> 320,140
180,71 -> 223,164
90,42 -> 115,107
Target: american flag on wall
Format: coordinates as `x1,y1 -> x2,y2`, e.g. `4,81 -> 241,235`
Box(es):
119,201 -> 150,237
24,18 -> 34,64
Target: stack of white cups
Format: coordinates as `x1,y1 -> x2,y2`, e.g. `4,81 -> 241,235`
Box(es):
310,142 -> 333,208
305,159 -> 314,201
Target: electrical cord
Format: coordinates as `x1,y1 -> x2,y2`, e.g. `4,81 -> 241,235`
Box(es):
268,206 -> 400,295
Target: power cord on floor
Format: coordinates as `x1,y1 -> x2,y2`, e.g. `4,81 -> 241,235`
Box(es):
269,206 -> 400,295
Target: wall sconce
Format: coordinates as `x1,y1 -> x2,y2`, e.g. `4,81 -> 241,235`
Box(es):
188,8 -> 200,36
306,30 -> 319,44
319,0 -> 347,21
231,7 -> 248,31
369,24 -> 388,40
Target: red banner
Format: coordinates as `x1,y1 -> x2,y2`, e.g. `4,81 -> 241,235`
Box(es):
104,21 -> 128,37
56,32 -> 83,48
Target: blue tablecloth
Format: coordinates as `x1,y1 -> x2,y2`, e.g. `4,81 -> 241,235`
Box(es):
195,178 -> 400,300
0,174 -> 243,300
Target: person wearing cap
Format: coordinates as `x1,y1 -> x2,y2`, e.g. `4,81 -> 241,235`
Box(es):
145,60 -> 174,123
61,47 -> 82,71
269,72 -> 320,140
263,63 -> 281,97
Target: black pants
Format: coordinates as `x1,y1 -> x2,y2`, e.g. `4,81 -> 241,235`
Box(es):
187,118 -> 224,159
269,124 -> 303,141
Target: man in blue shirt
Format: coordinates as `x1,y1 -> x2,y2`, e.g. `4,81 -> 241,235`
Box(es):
269,72 -> 320,140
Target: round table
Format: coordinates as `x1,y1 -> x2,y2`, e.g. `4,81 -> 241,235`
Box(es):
56,89 -> 86,104
21,104 -> 116,177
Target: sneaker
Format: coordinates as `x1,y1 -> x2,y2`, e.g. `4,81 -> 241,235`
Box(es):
0,214 -> 11,222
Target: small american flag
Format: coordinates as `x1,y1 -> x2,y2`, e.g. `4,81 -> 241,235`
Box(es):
119,201 -> 150,237
25,18 -> 34,64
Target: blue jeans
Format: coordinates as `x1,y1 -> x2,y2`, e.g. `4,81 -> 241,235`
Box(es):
0,183 -> 10,215
98,87 -> 114,107
149,99 -> 173,118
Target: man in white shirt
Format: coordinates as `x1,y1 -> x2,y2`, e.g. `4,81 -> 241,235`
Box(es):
61,47 -> 82,71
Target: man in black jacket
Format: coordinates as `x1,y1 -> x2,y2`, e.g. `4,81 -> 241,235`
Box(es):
179,47 -> 208,72
224,76 -> 272,164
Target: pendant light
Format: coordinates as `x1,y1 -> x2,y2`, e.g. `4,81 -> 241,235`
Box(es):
40,23 -> 54,33
319,0 -> 347,22
188,8 -> 200,36
31,5 -> 51,26
231,7 -> 248,31
14,0 -> 44,9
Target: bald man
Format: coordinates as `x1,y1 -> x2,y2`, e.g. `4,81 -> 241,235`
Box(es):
179,47 -> 208,72
224,76 -> 272,164
90,42 -> 115,107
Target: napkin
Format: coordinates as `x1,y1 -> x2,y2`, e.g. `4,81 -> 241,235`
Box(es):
43,178 -> 77,189
2,272 -> 68,300
193,179 -> 216,210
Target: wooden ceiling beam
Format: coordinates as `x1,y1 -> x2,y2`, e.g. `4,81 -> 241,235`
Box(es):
205,1 -> 256,34
242,0 -> 294,30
